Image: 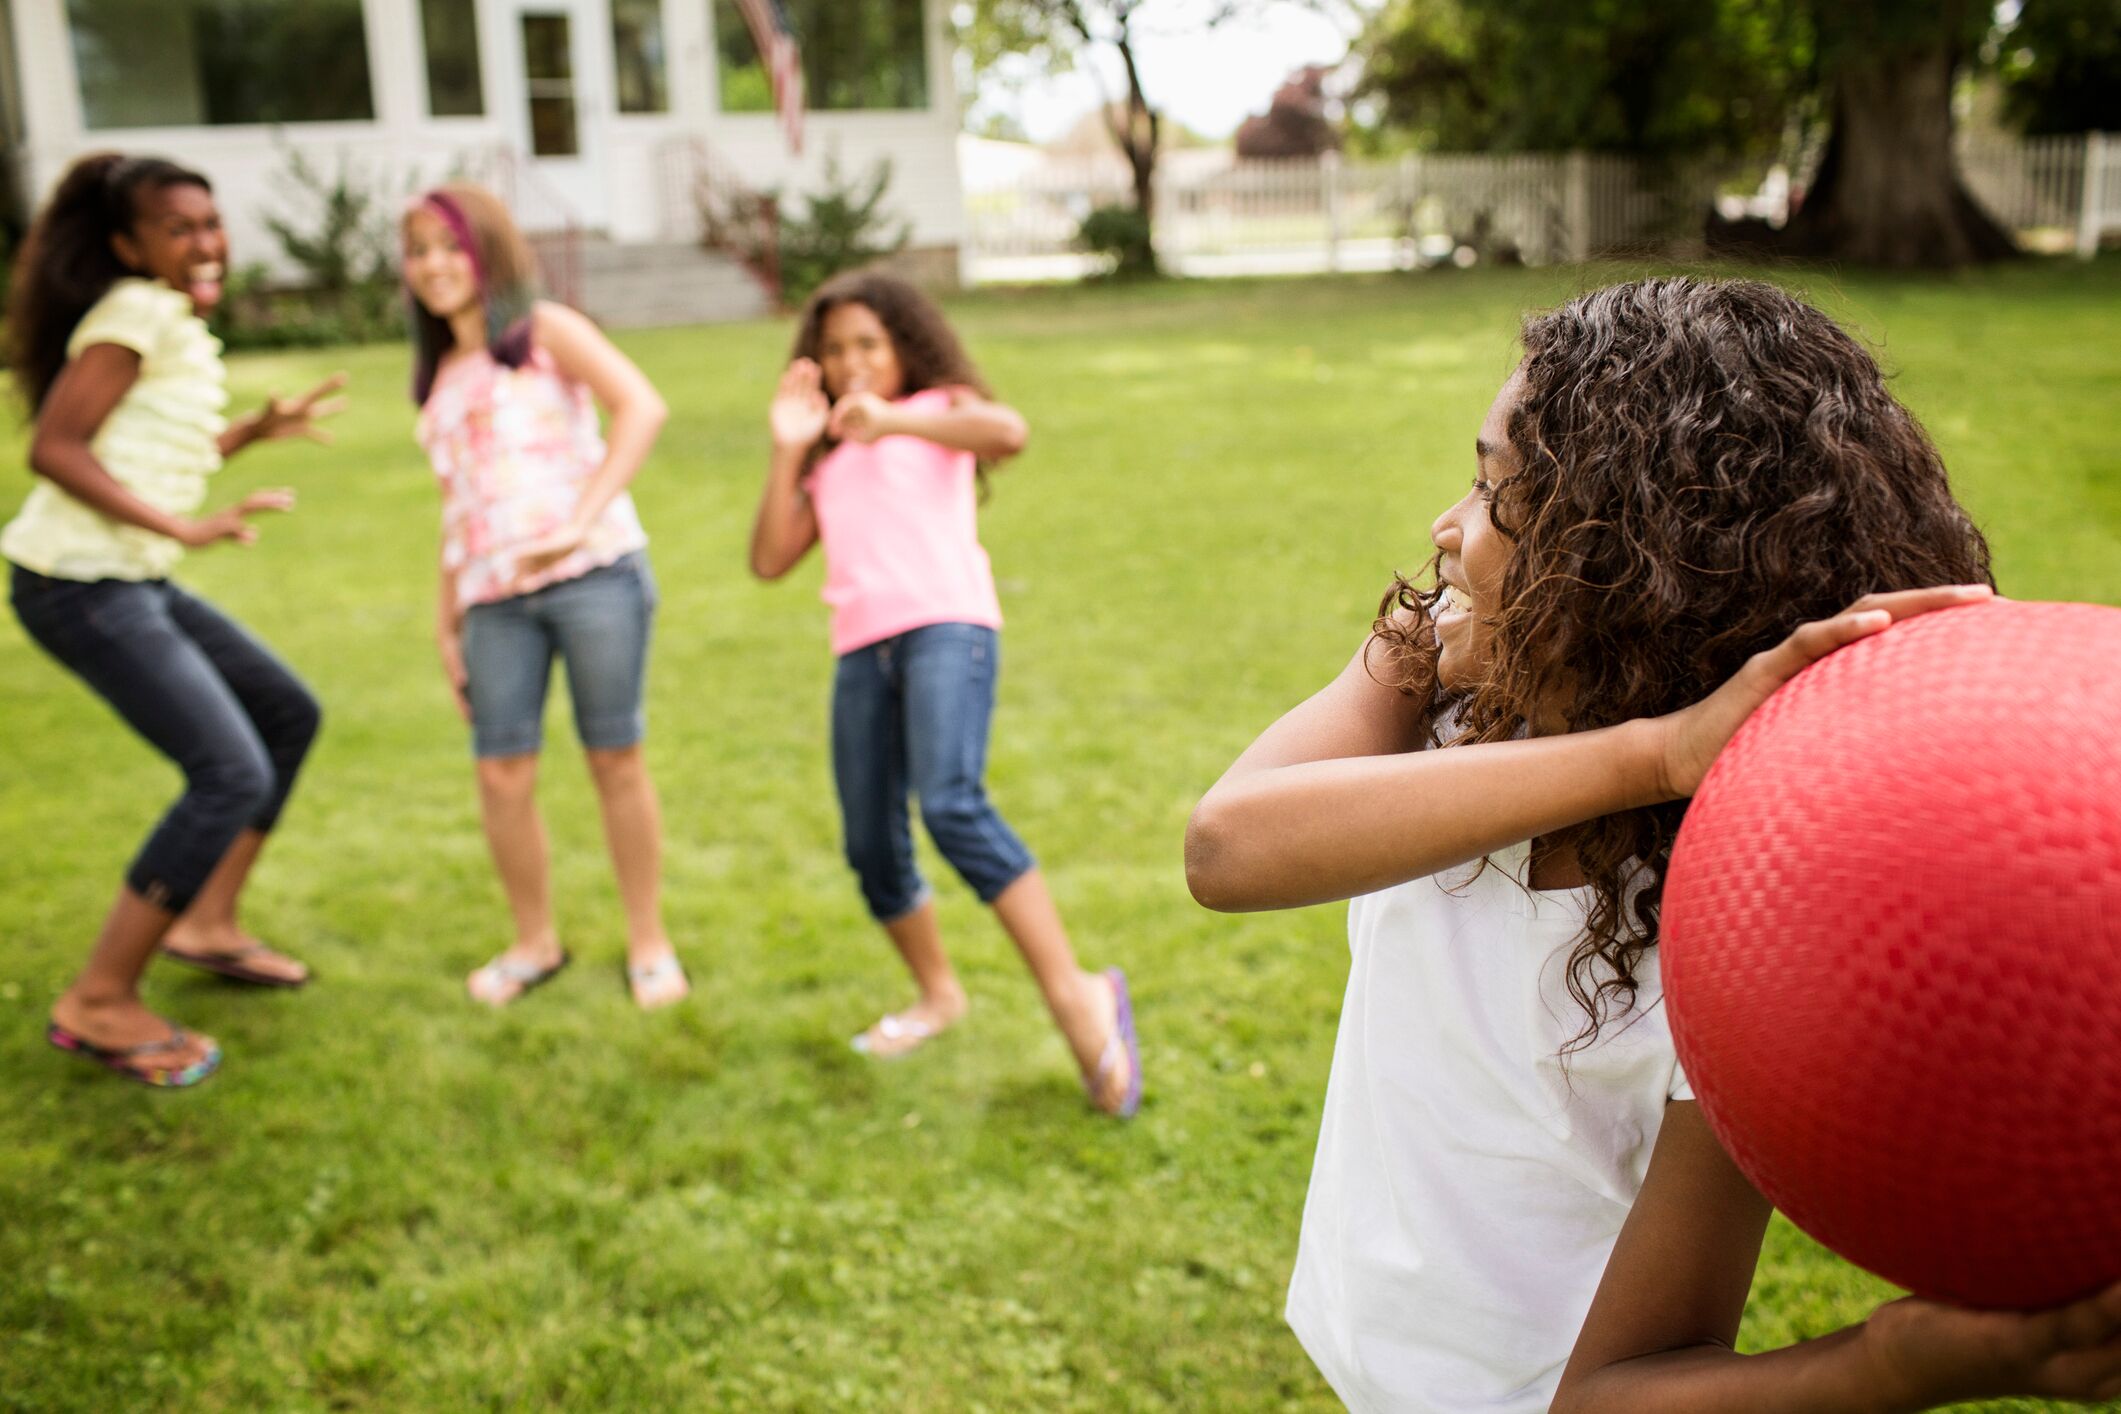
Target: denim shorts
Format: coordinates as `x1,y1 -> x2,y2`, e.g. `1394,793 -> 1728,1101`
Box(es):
830,621 -> 1036,921
460,550 -> 656,758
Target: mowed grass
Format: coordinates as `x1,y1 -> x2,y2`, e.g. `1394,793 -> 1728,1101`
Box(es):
2,259 -> 2117,1412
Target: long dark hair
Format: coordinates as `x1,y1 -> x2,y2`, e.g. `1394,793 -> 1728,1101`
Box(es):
403,182 -> 538,405
1370,278 -> 1992,1050
7,153 -> 212,411
788,270 -> 995,474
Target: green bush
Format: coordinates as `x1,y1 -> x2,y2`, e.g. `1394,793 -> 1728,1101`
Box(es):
774,154 -> 912,305
1076,203 -> 1158,279
214,262 -> 405,352
701,152 -> 911,308
218,145 -> 408,349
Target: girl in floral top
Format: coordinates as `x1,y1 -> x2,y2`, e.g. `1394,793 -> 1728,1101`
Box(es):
5,153 -> 344,1086
403,183 -> 684,1010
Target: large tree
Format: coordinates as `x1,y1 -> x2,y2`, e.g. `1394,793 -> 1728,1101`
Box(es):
1357,0 -> 1806,163
1779,0 -> 2015,266
1357,0 -> 2026,268
959,1 -> 1295,274
1996,0 -> 2121,136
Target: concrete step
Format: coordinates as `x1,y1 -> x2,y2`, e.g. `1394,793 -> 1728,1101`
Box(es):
569,239 -> 774,327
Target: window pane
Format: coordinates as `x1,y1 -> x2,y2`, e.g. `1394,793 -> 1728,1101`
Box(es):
522,12 -> 571,81
67,0 -> 375,129
421,0 -> 483,117
528,96 -> 579,155
521,14 -> 578,156
716,0 -> 926,114
611,0 -> 667,114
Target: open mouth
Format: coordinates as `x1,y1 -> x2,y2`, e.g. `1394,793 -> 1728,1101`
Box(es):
185,261 -> 224,305
1438,583 -> 1474,615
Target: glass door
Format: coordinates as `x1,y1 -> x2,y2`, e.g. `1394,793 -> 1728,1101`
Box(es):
508,3 -> 605,229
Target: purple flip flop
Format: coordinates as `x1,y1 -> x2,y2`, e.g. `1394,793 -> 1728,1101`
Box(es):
1085,967 -> 1142,1119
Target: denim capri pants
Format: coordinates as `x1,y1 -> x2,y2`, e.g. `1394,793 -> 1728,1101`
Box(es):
461,550 -> 656,758
9,564 -> 322,913
831,621 -> 1036,921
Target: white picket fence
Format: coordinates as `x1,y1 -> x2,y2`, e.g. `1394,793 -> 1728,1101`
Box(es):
964,134 -> 2121,283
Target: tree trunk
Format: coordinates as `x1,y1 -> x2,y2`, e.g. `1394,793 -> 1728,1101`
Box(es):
1781,43 -> 2016,268
1106,28 -> 1161,276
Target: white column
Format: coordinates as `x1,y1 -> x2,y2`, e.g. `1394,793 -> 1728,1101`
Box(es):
2079,131 -> 2107,261
1564,150 -> 1590,264
365,0 -> 429,137
1322,149 -> 1341,273
11,0 -> 86,201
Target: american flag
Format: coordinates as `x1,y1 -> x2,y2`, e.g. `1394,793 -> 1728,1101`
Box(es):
733,0 -> 806,154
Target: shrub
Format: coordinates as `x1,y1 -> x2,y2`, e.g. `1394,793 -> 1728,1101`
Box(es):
697,151 -> 911,308
774,154 -> 912,305
1076,204 -> 1157,279
218,145 -> 407,350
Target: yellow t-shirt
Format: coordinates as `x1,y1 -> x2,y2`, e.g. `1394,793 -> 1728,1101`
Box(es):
0,278 -> 229,581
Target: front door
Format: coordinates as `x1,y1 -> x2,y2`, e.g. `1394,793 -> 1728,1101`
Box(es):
504,1 -> 605,231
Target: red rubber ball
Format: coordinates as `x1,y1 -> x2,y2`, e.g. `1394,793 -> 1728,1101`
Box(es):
1662,599 -> 2121,1310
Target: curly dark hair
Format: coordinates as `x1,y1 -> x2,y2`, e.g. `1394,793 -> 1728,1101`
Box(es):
8,152 -> 212,412
787,270 -> 995,476
1371,277 -> 1992,1051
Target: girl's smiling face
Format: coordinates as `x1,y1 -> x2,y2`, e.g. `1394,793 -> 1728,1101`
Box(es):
818,301 -> 905,401
402,209 -> 481,319
111,182 -> 227,314
1430,366 -> 1524,690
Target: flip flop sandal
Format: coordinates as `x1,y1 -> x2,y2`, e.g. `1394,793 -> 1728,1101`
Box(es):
625,953 -> 690,1010
47,1021 -> 221,1088
850,1012 -> 940,1058
159,941 -> 310,988
1083,967 -> 1143,1119
467,950 -> 571,1007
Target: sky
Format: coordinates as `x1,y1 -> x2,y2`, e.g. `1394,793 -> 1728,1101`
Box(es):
961,2 -> 1366,144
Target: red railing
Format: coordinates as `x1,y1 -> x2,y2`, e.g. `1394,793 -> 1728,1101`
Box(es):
658,136 -> 782,308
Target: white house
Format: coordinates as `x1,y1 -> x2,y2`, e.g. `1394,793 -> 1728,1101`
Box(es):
0,0 -> 969,320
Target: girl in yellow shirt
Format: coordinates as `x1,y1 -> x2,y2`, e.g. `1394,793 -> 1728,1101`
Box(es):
4,153 -> 343,1086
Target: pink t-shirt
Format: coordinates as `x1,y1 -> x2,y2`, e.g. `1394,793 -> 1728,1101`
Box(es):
808,387 -> 1004,655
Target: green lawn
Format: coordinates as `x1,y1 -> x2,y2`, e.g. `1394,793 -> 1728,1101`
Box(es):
2,260 -> 2117,1412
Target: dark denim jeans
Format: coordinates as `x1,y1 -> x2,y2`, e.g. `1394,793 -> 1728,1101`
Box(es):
830,622 -> 1035,921
10,565 -> 321,913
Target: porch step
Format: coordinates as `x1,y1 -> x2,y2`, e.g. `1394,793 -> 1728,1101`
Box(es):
570,240 -> 774,328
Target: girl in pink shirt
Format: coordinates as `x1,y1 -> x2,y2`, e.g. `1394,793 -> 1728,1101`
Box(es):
751,271 -> 1139,1117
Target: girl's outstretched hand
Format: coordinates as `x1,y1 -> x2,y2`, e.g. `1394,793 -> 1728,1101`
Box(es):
1862,1280 -> 2121,1408
770,359 -> 830,450
177,488 -> 295,547
1648,584 -> 1994,801
250,372 -> 350,445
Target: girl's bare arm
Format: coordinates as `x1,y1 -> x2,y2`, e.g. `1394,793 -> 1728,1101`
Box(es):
531,302 -> 667,525
1186,587 -> 1992,913
828,387 -> 1028,462
1552,1102 -> 2121,1412
31,344 -> 183,536
31,344 -> 291,546
751,359 -> 826,580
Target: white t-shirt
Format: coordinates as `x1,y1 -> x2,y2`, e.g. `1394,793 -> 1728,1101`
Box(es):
1286,840 -> 1691,1413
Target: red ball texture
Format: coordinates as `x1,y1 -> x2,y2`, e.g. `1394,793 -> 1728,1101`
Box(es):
1662,599 -> 2121,1310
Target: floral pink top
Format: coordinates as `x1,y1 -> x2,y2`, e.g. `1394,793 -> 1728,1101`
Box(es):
417,344 -> 647,609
